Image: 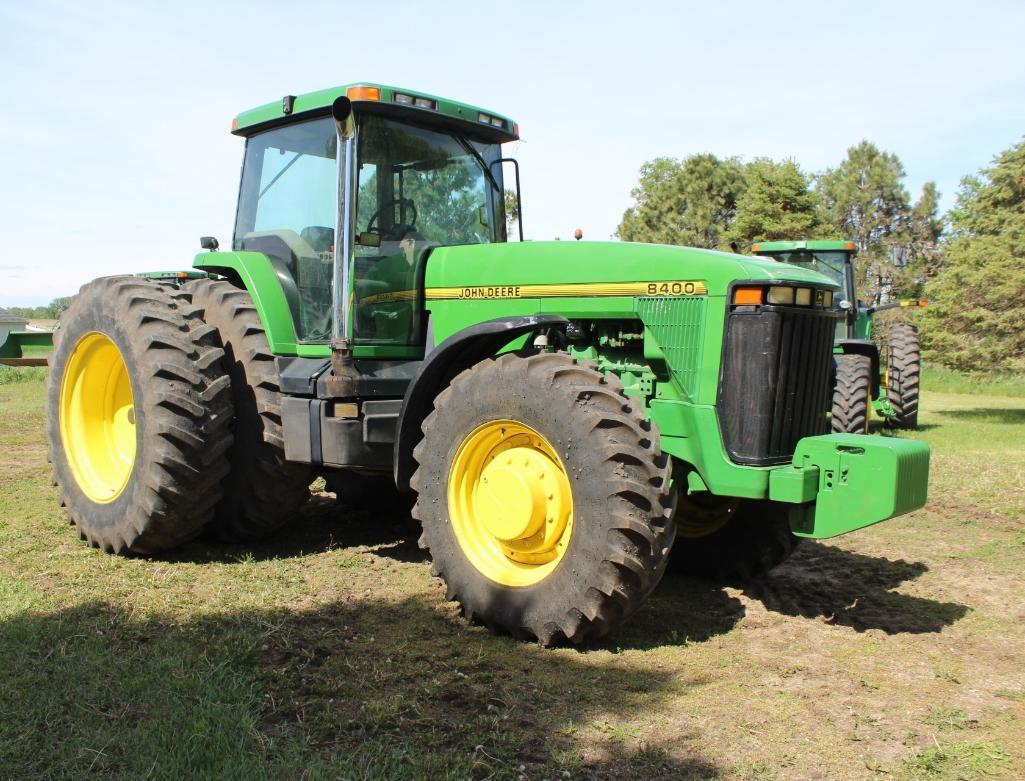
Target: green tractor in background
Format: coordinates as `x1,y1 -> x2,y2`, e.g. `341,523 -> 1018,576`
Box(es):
752,240 -> 926,434
45,83 -> 930,645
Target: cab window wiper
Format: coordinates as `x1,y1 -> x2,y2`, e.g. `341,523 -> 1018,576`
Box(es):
455,137 -> 500,193
259,152 -> 303,198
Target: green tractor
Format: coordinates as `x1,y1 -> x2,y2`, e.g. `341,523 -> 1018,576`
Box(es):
46,83 -> 930,644
751,240 -> 925,434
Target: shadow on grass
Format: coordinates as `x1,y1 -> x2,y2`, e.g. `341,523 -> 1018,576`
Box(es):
738,541 -> 969,634
936,407 -> 1025,424
165,492 -> 747,652
0,594 -> 721,780
166,494 -> 965,644
166,492 -> 427,566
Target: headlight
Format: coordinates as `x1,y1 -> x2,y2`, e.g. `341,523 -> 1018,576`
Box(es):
767,286 -> 795,305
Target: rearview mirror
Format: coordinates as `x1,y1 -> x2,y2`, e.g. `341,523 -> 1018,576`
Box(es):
357,231 -> 381,248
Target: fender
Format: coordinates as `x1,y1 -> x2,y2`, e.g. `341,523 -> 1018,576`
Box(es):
393,314 -> 568,491
836,338 -> 880,399
192,251 -> 301,354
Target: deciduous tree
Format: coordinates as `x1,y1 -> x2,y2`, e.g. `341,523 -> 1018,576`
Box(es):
617,155 -> 745,249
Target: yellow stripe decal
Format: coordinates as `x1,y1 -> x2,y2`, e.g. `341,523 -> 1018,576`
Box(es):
362,281 -> 708,305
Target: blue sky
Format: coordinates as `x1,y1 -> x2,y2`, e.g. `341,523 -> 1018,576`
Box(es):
1,0 -> 1023,305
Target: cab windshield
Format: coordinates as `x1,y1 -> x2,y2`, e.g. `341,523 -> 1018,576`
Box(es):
353,114 -> 506,345
771,251 -> 850,304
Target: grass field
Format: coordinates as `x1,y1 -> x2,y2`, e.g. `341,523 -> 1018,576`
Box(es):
1,371 -> 1023,780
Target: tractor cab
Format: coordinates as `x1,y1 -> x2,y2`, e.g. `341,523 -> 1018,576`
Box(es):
228,83 -> 517,350
751,240 -> 861,339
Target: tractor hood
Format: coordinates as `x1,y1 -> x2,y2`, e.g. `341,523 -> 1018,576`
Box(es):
424,241 -> 839,296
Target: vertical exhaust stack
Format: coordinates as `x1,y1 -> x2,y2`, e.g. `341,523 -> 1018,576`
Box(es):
326,95 -> 359,398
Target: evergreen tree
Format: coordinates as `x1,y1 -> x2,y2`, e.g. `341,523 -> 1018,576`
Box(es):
816,140 -> 910,251
816,140 -> 941,301
728,158 -> 824,246
922,138 -> 1025,372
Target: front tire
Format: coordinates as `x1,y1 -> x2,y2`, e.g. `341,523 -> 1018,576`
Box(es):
884,322 -> 921,430
412,352 -> 676,645
46,276 -> 233,554
831,354 -> 872,434
668,496 -> 800,581
185,279 -> 312,540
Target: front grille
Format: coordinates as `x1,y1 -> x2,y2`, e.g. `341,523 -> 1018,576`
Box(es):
717,304 -> 839,465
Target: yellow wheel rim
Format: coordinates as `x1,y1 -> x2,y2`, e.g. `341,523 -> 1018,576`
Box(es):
447,420 -> 574,587
59,332 -> 137,503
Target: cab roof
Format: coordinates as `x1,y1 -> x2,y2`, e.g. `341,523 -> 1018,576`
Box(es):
232,82 -> 518,144
751,240 -> 857,253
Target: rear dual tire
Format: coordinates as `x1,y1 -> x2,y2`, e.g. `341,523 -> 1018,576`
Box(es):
185,279 -> 312,540
48,276 -> 311,555
47,277 -> 234,554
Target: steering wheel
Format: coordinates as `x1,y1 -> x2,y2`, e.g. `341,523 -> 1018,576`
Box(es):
366,198 -> 418,240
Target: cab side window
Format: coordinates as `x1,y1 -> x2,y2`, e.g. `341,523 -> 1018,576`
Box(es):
233,118 -> 337,342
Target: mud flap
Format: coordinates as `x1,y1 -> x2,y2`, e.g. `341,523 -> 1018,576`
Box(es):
769,433 -> 930,539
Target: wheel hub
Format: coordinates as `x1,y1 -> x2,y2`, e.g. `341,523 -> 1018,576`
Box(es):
475,447 -> 552,542
448,420 -> 573,586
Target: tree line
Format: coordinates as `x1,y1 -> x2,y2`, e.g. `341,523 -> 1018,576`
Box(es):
5,298 -> 71,321
617,137 -> 1025,373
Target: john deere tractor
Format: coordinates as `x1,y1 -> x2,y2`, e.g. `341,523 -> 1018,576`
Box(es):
47,83 -> 930,644
752,241 -> 925,434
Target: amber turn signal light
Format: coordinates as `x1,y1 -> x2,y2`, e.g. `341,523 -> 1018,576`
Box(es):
733,287 -> 764,306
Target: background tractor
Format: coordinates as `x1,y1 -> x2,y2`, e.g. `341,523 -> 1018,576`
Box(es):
46,83 -> 930,644
752,240 -> 926,434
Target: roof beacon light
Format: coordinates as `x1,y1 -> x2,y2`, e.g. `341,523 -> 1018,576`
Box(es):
347,85 -> 381,101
